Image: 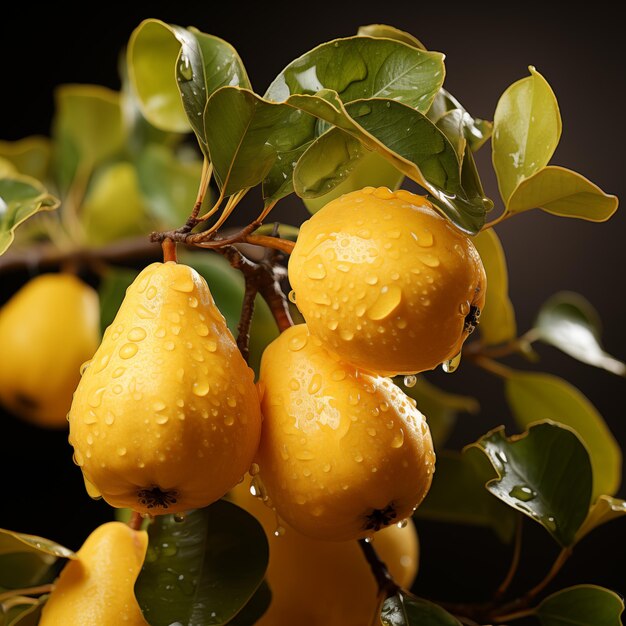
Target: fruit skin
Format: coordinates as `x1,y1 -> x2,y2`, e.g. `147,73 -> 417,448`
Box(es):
231,477 -> 419,626
255,324 -> 434,541
39,522 -> 148,626
69,262 -> 262,515
289,186 -> 487,376
0,274 -> 99,427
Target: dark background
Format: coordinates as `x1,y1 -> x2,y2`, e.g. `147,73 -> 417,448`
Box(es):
1,2 -> 624,613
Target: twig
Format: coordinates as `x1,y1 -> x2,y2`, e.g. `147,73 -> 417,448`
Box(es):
493,515 -> 523,600
524,547 -> 571,602
236,278 -> 258,363
128,511 -> 143,531
162,239 -> 177,263
467,355 -> 514,378
0,584 -> 54,603
358,539 -> 400,598
244,234 -> 295,254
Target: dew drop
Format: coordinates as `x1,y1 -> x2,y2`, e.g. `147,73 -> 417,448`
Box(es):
224,414 -> 235,426
206,339 -> 217,352
288,290 -> 297,304
192,381 -> 210,397
391,429 -> 405,448
128,327 -> 147,342
146,286 -> 157,300
117,447 -> 127,457
104,412 -> 115,425
178,55 -> 193,81
250,463 -> 261,476
404,375 -> 417,388
172,274 -> 195,293
509,485 -> 537,502
340,329 -> 354,341
88,387 -> 105,408
120,343 -> 138,359
367,285 -> 402,320
304,257 -> 327,279
195,324 -> 209,337
155,415 -> 169,425
331,369 -> 346,382
397,519 -> 409,529
442,352 -> 462,373
274,525 -> 286,537
327,319 -> 339,331
79,360 -> 91,376
288,334 -> 307,351
173,513 -> 186,523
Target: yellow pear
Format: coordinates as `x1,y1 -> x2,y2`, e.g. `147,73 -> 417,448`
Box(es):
231,477 -> 419,626
69,261 -> 261,515
255,324 -> 434,541
39,522 -> 148,626
0,274 -> 99,428
288,186 -> 487,376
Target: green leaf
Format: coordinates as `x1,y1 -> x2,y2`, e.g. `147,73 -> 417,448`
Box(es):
0,137 -> 51,180
226,580 -> 271,625
344,99 -> 488,234
81,162 -> 149,246
536,585 -> 624,626
534,291 -> 625,375
381,591 -> 462,625
493,67 -> 561,203
98,267 -> 139,334
507,165 -> 618,221
128,19 -> 250,142
505,372 -> 621,500
472,229 -> 517,345
415,449 -> 517,542
53,84 -> 125,185
3,596 -> 47,626
428,89 -> 492,152
575,495 -> 626,544
136,145 -> 205,227
0,158 -> 17,177
266,36 -> 444,112
0,529 -> 75,560
357,23 -> 426,49
135,501 -> 268,626
180,252 -> 278,374
468,422 -> 592,546
0,175 -> 60,256
204,87 -> 316,198
403,377 -> 479,448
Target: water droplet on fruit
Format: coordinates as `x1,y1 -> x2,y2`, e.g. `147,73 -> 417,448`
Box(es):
288,334 -> 307,351
367,285 -> 402,320
397,519 -> 408,529
250,463 -> 260,476
173,513 -> 186,523
308,374 -> 322,394
420,254 -> 440,268
192,380 -> 210,397
117,447 -> 127,457
274,525 -> 286,537
128,327 -> 147,342
304,257 -> 327,279
120,343 -> 138,359
288,290 -> 297,304
404,375 -> 417,388
88,387 -> 105,408
442,352 -> 462,373
80,360 -> 91,376
146,286 -> 157,300
391,429 -> 405,448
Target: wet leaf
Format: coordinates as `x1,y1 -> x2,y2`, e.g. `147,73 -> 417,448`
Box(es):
381,591 -> 462,625
135,501 -> 268,626
534,291 -> 625,375
0,137 -> 51,180
0,175 -> 59,256
128,19 -> 250,141
473,229 -> 517,345
225,580 -> 271,625
265,36 -> 444,112
81,162 -> 149,246
204,87 -> 316,198
505,372 -> 621,500
536,585 -> 624,626
53,84 -> 124,188
403,377 -> 479,448
357,23 -> 426,49
493,67 -> 561,203
0,529 -> 75,560
508,165 -> 618,221
136,145 -> 205,227
575,496 -> 626,544
415,448 -> 517,542
468,422 -> 592,546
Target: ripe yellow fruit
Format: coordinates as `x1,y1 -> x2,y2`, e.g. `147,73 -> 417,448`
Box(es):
255,324 -> 434,541
69,262 -> 261,515
39,522 -> 148,626
288,186 -> 487,376
0,274 -> 99,427
231,477 -> 419,626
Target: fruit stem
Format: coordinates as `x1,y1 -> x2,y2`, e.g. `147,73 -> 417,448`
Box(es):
468,355 -> 514,378
358,538 -> 400,598
0,584 -> 54,603
162,239 -> 178,263
244,234 -> 295,254
491,608 -> 536,623
493,514 -> 523,600
128,511 -> 143,531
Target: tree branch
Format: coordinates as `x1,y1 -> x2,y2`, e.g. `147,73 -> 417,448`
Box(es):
358,538 -> 400,598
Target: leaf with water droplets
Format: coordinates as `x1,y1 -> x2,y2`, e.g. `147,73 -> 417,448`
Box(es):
575,495 -> 626,544
380,590 -> 462,625
506,165 -> 618,221
415,449 -> 516,543
204,87 -> 316,199
534,291 -> 625,376
265,36 -> 444,112
536,585 -> 624,626
128,19 -> 250,143
472,229 -> 517,346
356,23 -> 426,50
0,174 -> 59,256
135,500 -> 268,626
505,371 -> 621,501
492,66 -> 561,203
467,421 -> 592,546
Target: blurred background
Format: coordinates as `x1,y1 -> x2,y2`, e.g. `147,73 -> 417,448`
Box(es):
1,2 -> 624,605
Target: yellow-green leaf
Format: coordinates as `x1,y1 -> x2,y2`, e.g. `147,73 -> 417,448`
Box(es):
505,371 -> 621,501
473,229 -> 516,345
54,84 -> 124,168
0,175 -> 59,256
127,19 -> 190,133
81,162 -> 149,246
575,495 -> 626,544
536,585 -> 624,626
493,67 -> 561,203
0,137 -> 51,180
507,165 -> 618,221
356,24 -> 426,50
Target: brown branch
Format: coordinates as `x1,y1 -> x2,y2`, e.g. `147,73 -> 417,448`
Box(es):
128,511 -> 143,531
358,538 -> 400,598
493,515 -> 523,601
0,237 -> 160,275
236,279 -> 258,363
162,239 -> 178,263
244,234 -> 295,255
